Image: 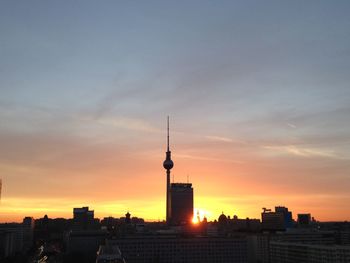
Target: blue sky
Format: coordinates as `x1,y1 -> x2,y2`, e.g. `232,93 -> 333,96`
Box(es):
1,1 -> 350,221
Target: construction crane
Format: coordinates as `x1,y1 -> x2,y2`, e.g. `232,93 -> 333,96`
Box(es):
262,207 -> 271,213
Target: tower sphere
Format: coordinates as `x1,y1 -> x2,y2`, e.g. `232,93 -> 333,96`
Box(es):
163,159 -> 174,170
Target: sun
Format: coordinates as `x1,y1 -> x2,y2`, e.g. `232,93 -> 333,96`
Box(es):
192,208 -> 209,224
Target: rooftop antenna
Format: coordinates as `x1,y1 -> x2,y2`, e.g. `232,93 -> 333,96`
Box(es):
187,174 -> 189,183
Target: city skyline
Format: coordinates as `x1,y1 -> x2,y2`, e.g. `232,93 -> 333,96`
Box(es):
1,1 -> 350,223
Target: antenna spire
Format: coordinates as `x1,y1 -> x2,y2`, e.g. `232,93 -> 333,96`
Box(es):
167,116 -> 170,152
163,116 -> 174,170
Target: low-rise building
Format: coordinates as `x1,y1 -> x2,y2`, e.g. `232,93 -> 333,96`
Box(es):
65,230 -> 108,261
107,235 -> 248,263
270,241 -> 350,263
96,244 -> 126,263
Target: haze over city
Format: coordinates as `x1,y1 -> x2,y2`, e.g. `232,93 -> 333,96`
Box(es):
1,1 -> 350,223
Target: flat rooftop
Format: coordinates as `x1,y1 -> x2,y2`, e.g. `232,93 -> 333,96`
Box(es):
171,183 -> 192,188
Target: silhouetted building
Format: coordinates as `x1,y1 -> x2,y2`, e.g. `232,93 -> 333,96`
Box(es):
0,221 -> 34,258
65,230 -> 108,261
261,208 -> 285,231
170,183 -> 193,225
275,206 -> 293,229
218,213 -> 228,223
107,235 -> 247,263
0,229 -> 17,258
298,213 -> 311,226
125,212 -> 131,224
261,207 -> 293,231
249,234 -> 270,263
216,214 -> 261,236
96,244 -> 125,263
250,230 -> 337,263
317,221 -> 350,245
22,217 -> 35,251
101,217 -> 119,231
273,229 -> 336,245
73,206 -> 95,230
270,242 -> 350,263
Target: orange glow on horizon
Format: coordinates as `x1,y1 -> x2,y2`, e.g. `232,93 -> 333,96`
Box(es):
1,143 -> 350,223
1,192 -> 350,223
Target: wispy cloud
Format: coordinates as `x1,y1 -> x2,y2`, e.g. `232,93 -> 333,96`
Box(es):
205,135 -> 233,143
204,135 -> 247,144
286,122 -> 296,129
80,115 -> 160,133
263,145 -> 339,158
177,153 -> 243,164
99,117 -> 159,133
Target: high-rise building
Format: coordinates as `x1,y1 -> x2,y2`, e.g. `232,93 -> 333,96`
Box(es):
22,217 -> 35,251
163,117 -> 194,225
0,230 -> 16,259
261,207 -> 293,231
0,225 -> 24,259
298,213 -> 311,226
73,206 -> 95,230
261,208 -> 285,231
170,183 -> 193,225
275,206 -> 293,229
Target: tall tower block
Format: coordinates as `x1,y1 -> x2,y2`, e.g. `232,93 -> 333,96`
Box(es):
163,116 -> 174,224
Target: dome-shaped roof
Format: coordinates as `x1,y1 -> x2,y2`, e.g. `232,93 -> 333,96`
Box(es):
218,213 -> 227,223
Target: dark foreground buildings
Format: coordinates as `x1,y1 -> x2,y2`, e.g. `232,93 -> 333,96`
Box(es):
108,234 -> 247,263
3,209 -> 350,263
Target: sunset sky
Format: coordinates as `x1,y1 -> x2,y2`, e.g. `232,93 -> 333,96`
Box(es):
1,1 -> 350,222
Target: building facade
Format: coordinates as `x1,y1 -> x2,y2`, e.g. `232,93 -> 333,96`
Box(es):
22,217 -> 35,251
108,235 -> 248,263
270,241 -> 350,263
73,206 -> 96,230
170,183 -> 193,225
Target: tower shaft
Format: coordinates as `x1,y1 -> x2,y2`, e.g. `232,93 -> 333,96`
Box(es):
163,116 -> 174,225
166,169 -> 171,223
